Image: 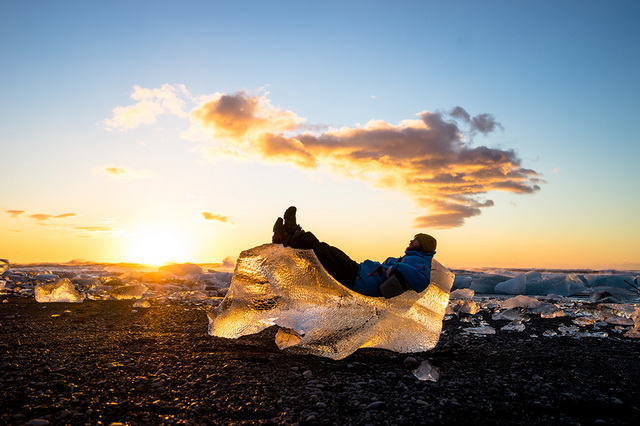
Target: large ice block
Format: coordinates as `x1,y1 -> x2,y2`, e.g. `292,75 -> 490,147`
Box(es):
207,244 -> 455,360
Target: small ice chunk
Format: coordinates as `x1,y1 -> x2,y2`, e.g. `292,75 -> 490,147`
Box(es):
501,321 -> 526,332
492,308 -> 526,321
573,316 -> 597,326
624,329 -> 640,338
0,259 -> 9,274
35,279 -> 85,303
208,244 -> 455,360
133,300 -> 151,308
111,283 -> 148,300
539,305 -> 566,318
558,325 -> 580,335
605,316 -> 634,326
501,295 -> 543,310
412,360 -> 440,382
449,288 -> 475,300
447,299 -> 480,315
275,328 -> 303,349
463,326 -> 496,335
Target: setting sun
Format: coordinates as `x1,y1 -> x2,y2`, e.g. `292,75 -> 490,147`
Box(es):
126,224 -> 190,266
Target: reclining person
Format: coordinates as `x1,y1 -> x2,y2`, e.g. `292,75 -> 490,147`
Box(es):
272,207 -> 437,298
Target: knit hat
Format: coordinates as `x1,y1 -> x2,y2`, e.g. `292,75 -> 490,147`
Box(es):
415,233 -> 437,253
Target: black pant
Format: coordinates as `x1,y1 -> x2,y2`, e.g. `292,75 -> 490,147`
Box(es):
290,231 -> 359,289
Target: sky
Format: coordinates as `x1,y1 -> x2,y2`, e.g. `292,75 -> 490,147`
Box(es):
1,0 -> 639,270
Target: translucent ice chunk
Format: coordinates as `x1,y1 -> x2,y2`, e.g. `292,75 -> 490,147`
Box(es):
449,288 -> 475,300
0,259 -> 9,274
492,308 -> 527,321
501,295 -> 543,310
463,325 -> 496,334
133,299 -> 151,308
447,299 -> 480,315
35,279 -> 85,303
501,321 -> 526,332
111,283 -> 148,300
412,360 -> 440,382
207,244 -> 455,360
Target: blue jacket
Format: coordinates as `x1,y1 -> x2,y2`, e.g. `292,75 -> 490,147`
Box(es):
351,250 -> 435,297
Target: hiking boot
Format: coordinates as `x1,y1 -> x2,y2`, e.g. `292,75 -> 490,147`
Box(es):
283,206 -> 301,235
272,217 -> 287,244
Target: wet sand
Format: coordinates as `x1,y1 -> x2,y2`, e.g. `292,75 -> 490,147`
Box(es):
1,298 -> 639,425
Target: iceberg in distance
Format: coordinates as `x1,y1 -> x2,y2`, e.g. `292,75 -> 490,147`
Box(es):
207,244 -> 455,360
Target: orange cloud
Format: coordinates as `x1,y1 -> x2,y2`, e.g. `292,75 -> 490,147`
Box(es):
191,91 -> 305,142
107,86 -> 542,228
29,214 -> 53,221
55,213 -> 78,219
74,226 -> 116,232
190,92 -> 542,228
8,211 -> 78,222
202,212 -> 232,224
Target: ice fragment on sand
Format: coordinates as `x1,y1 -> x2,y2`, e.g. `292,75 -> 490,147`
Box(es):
449,288 -> 474,299
605,316 -> 634,326
35,279 -> 85,303
207,244 -> 455,360
500,295 -> 543,310
501,321 -> 526,332
447,299 -> 480,315
412,360 -> 440,382
111,283 -> 148,300
492,308 -> 527,321
133,299 -> 151,308
463,325 -> 496,335
0,258 -> 9,274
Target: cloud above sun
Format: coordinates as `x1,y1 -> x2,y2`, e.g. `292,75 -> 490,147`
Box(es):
104,85 -> 543,228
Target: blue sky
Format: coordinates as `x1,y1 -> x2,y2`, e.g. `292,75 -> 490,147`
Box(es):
1,0 -> 639,269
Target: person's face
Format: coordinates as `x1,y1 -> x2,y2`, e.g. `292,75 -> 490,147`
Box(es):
406,237 -> 422,252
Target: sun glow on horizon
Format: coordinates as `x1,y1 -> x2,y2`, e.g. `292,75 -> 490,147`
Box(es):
126,224 -> 191,266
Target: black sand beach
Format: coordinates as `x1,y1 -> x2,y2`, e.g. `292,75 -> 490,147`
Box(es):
1,298 -> 639,425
